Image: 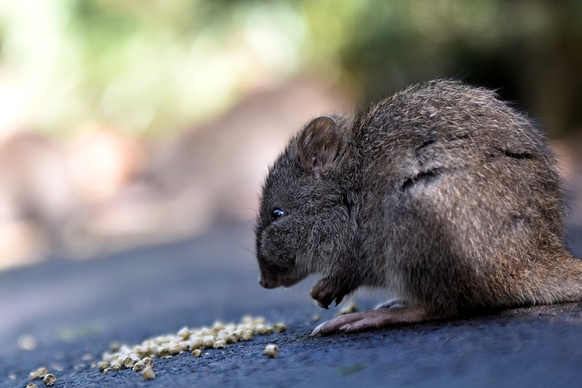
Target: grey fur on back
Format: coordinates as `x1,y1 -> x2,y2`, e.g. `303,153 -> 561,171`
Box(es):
255,79 -> 582,317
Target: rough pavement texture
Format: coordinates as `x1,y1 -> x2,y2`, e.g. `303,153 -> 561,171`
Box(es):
1,223 -> 582,387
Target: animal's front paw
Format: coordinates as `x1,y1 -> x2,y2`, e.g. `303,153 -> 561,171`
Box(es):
310,277 -> 350,309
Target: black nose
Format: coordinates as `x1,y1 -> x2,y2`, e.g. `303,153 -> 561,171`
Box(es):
259,278 -> 267,288
259,276 -> 276,289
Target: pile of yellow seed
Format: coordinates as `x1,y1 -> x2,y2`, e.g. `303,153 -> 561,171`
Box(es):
27,367 -> 56,386
98,315 -> 286,379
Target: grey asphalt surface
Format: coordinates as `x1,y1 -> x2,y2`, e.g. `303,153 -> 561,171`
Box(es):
2,223 -> 582,388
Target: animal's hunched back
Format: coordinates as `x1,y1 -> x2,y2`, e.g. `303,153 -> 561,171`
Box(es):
254,80 -> 582,335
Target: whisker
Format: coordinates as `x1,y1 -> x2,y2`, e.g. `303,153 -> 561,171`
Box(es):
228,207 -> 260,216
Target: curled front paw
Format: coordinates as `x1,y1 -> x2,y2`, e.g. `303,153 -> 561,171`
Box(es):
310,277 -> 350,309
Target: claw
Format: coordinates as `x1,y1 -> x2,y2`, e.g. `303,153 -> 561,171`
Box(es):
311,320 -> 335,336
311,313 -> 362,336
310,284 -> 333,309
334,294 -> 344,307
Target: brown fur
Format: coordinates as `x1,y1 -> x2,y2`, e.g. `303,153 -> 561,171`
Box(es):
255,80 -> 582,333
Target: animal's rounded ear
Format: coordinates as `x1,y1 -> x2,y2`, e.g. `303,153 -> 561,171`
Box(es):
296,116 -> 342,179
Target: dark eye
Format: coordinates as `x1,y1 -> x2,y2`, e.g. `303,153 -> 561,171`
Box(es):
272,208 -> 285,219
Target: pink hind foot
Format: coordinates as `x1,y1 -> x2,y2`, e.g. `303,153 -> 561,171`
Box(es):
311,306 -> 448,336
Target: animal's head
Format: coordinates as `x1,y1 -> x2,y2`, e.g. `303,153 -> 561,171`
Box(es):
255,116 -> 356,289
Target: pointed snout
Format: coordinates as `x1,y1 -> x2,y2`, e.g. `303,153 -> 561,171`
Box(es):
259,275 -> 278,289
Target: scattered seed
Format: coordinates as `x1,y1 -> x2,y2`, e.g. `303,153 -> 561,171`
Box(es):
122,357 -> 134,368
201,335 -> 214,348
254,324 -> 271,335
97,361 -> 108,371
177,327 -> 190,339
338,301 -> 358,315
28,367 -> 48,380
42,373 -> 56,386
264,344 -> 279,357
224,335 -> 237,344
110,360 -> 122,371
141,367 -> 156,381
132,360 -> 144,372
98,316 -> 285,374
273,323 -> 287,333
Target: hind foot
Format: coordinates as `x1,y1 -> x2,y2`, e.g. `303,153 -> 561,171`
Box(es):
311,306 -> 448,336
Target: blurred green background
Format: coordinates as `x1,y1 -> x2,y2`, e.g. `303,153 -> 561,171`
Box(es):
0,0 -> 580,269
2,0 -> 581,137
